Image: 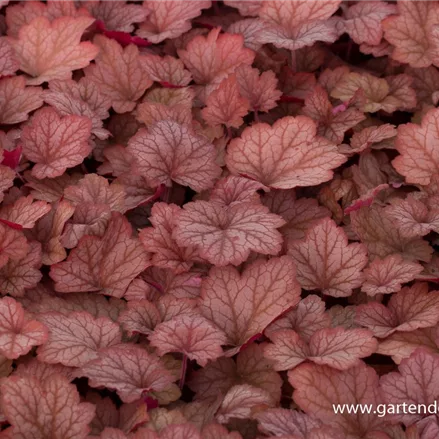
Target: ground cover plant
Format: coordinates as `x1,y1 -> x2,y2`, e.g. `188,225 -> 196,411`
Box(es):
1,0 -> 439,437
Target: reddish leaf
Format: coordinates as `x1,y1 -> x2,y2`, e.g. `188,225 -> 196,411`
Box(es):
178,27 -> 255,85
199,256 -> 300,352
21,107 -> 92,179
210,176 -> 267,206
362,254 -> 424,296
288,217 -> 368,297
137,1 -> 211,43
201,74 -> 249,128
344,1 -> 397,45
289,362 -> 384,438
0,76 -> 43,124
0,223 -> 28,269
0,240 -> 42,297
50,212 -> 149,298
149,314 -> 226,366
127,120 -> 221,192
380,349 -> 439,425
226,116 -> 346,189
383,1 -> 439,68
139,202 -> 200,273
85,35 -> 153,113
7,16 -> 98,85
347,123 -> 397,155
0,374 -> 95,438
264,327 -> 376,370
0,196 -> 51,229
302,84 -> 366,144
0,37 -> 18,77
235,64 -> 282,113
36,311 -> 122,367
173,200 -> 285,266
139,54 -> 192,87
356,283 -> 439,338
76,344 -> 176,403
0,296 -> 47,359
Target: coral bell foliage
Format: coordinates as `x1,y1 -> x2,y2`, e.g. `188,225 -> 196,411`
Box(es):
2,0 -> 439,438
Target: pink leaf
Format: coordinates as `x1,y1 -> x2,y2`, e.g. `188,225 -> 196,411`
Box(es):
362,254 -> 424,296
137,1 -> 211,44
380,349 -> 439,425
149,314 -> 227,367
84,35 -> 153,114
0,240 -> 42,297
199,256 -> 300,352
0,76 -> 43,124
21,107 -> 92,179
344,1 -> 397,45
0,222 -> 28,269
173,200 -> 285,266
265,327 -> 376,370
289,362 -> 384,437
36,311 -> 122,367
139,54 -> 192,87
0,37 -> 18,77
201,74 -> 249,128
356,283 -> 439,338
178,27 -> 255,85
127,120 -> 221,192
7,16 -> 99,85
383,1 -> 439,68
226,116 -> 346,189
76,344 -> 176,403
50,212 -> 150,298
288,217 -> 368,297
0,296 -> 47,359
0,374 -> 95,438
210,176 -> 267,206
0,196 -> 51,228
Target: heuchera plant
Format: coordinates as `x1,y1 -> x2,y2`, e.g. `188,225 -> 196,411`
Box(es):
1,0 -> 439,438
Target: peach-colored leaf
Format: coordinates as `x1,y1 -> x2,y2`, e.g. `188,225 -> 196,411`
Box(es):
7,16 -> 99,85
356,283 -> 439,338
210,176 -> 267,206
302,84 -> 366,144
235,65 -> 282,113
226,116 -> 346,189
173,200 -> 285,266
127,120 -> 221,192
351,205 -> 433,262
137,0 -> 211,44
383,1 -> 439,68
380,349 -> 439,425
288,217 -> 368,297
0,241 -> 42,298
0,196 -> 51,228
21,107 -> 92,179
85,35 -> 153,113
265,327 -> 376,371
76,344 -> 176,403
0,76 -> 43,124
139,54 -> 192,87
289,362 -> 384,438
0,296 -> 47,359
149,314 -> 226,367
0,223 -> 28,270
178,27 -> 255,85
392,108 -> 439,185
348,123 -> 397,154
199,256 -> 300,351
50,212 -> 149,298
37,311 -> 122,367
26,199 -> 75,265
201,74 -> 249,128
139,202 -> 200,274
64,174 -> 126,213
362,254 -> 424,296
266,295 -> 331,342
0,374 -> 95,438
0,37 -> 18,76
344,1 -> 397,45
